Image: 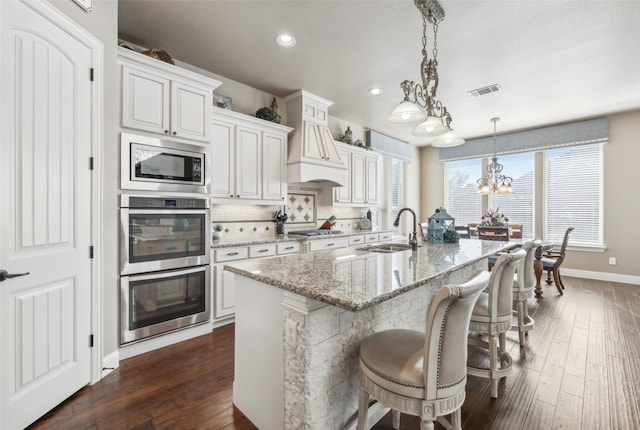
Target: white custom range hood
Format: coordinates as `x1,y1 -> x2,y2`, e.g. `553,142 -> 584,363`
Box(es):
284,90 -> 347,187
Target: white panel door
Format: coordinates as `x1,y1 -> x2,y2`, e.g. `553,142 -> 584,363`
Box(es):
121,66 -> 170,135
171,81 -> 211,142
235,126 -> 261,200
334,150 -> 351,203
0,1 -> 93,429
365,155 -> 379,205
262,131 -> 286,201
210,119 -> 235,198
351,152 -> 366,204
214,266 -> 236,319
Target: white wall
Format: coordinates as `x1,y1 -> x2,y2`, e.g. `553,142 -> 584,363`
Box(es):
419,109 -> 640,278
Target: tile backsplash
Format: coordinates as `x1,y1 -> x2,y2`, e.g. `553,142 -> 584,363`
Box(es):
211,186 -> 374,239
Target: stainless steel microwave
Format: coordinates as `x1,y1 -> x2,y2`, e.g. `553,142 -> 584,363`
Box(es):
121,132 -> 210,193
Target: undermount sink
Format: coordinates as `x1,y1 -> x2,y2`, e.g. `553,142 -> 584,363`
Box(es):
357,243 -> 419,253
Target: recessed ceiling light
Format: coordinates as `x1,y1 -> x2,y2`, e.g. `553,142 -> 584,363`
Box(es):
275,34 -> 296,48
369,88 -> 383,96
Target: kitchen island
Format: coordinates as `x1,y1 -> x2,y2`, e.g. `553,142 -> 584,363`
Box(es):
223,239 -> 515,430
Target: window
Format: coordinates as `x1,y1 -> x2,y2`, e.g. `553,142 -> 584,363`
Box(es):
390,158 -> 404,235
489,152 -> 535,238
544,143 -> 603,247
371,156 -> 401,232
445,159 -> 482,227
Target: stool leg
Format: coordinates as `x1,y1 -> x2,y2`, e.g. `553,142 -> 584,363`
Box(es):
517,299 -> 526,347
489,334 -> 499,399
392,410 -> 400,430
451,408 -> 462,430
420,420 -> 435,430
357,389 -> 369,430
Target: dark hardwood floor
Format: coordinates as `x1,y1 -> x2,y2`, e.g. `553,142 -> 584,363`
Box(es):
29,277 -> 640,430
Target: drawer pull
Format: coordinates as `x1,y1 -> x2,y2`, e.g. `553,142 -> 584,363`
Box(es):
227,252 -> 239,256
327,243 -> 335,247
258,249 -> 269,253
164,246 -> 178,251
285,246 -> 294,250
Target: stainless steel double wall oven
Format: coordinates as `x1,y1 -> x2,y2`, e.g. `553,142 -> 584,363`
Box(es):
120,133 -> 211,345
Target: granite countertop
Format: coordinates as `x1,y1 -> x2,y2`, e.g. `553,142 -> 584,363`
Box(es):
211,230 -> 392,248
223,239 -> 517,311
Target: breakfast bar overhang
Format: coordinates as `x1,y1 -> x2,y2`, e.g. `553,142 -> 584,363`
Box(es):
224,240 -> 515,430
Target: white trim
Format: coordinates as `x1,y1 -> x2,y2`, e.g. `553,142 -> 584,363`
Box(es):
101,350 -> 120,378
562,268 -> 640,285
119,323 -> 211,360
21,0 -> 105,386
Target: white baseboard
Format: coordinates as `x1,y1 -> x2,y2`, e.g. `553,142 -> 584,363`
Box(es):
562,268 -> 640,285
101,350 -> 120,379
212,316 -> 234,329
119,322 -> 212,361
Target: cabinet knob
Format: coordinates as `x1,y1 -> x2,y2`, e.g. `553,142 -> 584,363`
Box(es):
164,130 -> 169,134
230,194 -> 234,198
236,195 -> 240,198
172,131 -> 177,135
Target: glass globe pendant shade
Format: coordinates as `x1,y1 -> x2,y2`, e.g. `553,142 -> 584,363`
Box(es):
431,129 -> 465,147
412,116 -> 449,137
387,101 -> 427,125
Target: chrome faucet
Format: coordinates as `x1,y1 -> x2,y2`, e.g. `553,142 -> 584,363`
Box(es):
393,208 -> 418,251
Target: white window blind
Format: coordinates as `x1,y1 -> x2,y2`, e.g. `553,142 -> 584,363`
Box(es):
388,157 -> 404,235
489,152 -> 535,238
544,143 -> 603,247
371,156 -> 389,230
445,159 -> 482,227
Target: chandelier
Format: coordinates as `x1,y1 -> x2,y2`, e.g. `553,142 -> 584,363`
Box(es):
387,0 -> 464,147
476,117 -> 514,195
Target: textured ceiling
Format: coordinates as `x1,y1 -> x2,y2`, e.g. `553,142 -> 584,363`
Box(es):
118,0 -> 640,146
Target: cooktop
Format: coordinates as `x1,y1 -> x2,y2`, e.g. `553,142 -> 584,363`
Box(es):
288,229 -> 343,236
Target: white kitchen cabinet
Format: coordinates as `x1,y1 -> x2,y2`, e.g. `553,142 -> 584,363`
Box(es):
351,152 -> 367,204
307,237 -> 349,252
334,150 -> 352,203
329,141 -> 380,207
262,131 -> 287,201
213,241 -> 299,323
235,125 -> 261,200
119,48 -> 220,144
378,232 -> 393,242
365,155 -> 379,205
211,109 -> 292,203
364,233 -> 379,243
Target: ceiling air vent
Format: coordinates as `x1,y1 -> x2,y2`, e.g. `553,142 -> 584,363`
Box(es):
467,84 -> 502,97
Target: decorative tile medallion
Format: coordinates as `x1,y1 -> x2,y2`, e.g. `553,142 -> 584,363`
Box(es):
286,193 -> 316,224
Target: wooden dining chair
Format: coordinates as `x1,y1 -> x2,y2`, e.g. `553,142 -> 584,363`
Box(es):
477,225 -> 509,241
509,224 -> 523,239
455,225 -> 471,239
541,227 -> 574,295
468,223 -> 478,237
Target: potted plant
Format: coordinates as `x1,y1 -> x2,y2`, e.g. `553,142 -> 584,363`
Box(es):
443,228 -> 460,244
213,224 -> 224,240
255,97 -> 282,124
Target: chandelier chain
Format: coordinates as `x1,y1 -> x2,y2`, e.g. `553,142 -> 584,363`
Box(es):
432,20 -> 438,60
422,14 -> 428,54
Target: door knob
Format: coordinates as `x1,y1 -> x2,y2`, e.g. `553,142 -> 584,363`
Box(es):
0,269 -> 30,282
